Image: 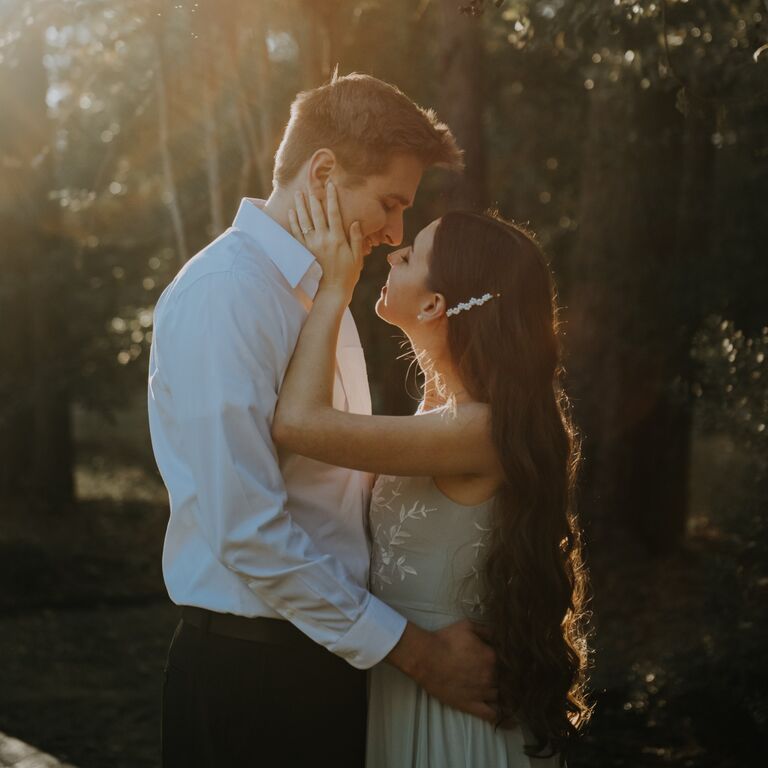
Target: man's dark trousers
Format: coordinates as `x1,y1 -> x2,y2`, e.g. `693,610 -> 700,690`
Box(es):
161,610 -> 367,768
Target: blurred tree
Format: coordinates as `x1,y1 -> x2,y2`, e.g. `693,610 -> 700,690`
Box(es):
197,3 -> 225,235
473,0 -> 768,552
0,8 -> 75,505
152,13 -> 189,264
0,0 -> 764,529
224,1 -> 278,198
299,0 -> 343,87
436,0 -> 488,208
0,0 -> 340,504
566,77 -> 692,551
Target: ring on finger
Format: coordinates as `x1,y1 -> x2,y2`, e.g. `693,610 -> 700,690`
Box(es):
301,226 -> 314,235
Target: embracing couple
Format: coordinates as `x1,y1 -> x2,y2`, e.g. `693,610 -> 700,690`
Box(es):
148,73 -> 589,768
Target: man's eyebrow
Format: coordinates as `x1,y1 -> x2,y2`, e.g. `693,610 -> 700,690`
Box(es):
385,193 -> 413,208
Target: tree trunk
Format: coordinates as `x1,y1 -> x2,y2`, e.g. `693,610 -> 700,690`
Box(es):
153,30 -> 189,266
0,219 -> 36,499
566,79 -> 692,553
0,23 -> 74,507
252,3 -> 277,196
228,40 -> 259,199
198,7 -> 224,235
435,1 -> 488,210
201,39 -> 224,235
299,0 -> 342,88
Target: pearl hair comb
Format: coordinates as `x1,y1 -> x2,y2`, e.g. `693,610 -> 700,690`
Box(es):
445,292 -> 501,318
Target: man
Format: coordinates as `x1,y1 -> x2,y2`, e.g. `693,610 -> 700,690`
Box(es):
148,72 -> 497,768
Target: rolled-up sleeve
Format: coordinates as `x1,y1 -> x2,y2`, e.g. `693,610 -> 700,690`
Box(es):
153,268 -> 406,669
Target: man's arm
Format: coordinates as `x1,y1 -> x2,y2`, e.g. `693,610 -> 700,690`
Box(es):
388,621 -> 498,722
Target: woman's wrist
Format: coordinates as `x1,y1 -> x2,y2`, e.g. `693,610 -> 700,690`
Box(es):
315,280 -> 352,307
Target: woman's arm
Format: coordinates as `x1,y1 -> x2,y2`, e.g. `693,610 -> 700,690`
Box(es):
273,289 -> 496,476
272,184 -> 498,478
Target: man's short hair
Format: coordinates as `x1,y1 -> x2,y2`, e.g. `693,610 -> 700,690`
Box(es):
273,72 -> 464,187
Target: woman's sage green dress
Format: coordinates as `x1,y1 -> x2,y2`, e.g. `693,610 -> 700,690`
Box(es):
365,474 -> 562,768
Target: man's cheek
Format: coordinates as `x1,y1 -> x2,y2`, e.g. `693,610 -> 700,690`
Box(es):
334,192 -> 353,232
367,212 -> 387,237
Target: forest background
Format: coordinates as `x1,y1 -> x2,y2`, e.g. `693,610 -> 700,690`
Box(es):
1,0 -> 767,766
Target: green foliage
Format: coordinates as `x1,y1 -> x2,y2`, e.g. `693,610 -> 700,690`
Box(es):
692,317 -> 768,452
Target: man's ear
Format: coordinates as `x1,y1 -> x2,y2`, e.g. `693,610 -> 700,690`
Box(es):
419,293 -> 447,322
306,148 -> 336,196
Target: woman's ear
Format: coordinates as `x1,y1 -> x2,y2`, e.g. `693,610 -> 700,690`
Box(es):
306,148 -> 336,197
418,293 -> 447,322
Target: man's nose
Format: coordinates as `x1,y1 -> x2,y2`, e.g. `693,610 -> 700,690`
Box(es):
382,213 -> 404,247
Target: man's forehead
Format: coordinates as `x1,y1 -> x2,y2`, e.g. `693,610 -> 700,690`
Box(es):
370,154 -> 423,201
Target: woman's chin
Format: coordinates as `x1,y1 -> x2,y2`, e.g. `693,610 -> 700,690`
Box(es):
374,297 -> 388,321
374,299 -> 402,329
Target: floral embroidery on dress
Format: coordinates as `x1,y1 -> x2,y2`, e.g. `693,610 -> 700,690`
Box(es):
461,520 -> 492,617
371,477 -> 436,592
371,475 -> 402,512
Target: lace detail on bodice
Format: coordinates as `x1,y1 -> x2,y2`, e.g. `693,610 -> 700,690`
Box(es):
369,474 -> 495,623
460,520 -> 492,616
371,477 -> 437,589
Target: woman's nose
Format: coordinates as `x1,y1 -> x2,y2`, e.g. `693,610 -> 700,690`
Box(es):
387,250 -> 400,266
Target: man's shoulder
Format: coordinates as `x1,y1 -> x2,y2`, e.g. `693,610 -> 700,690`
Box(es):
179,229 -> 269,284
159,229 -> 293,308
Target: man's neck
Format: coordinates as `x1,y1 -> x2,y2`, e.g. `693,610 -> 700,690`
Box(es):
262,188 -> 294,234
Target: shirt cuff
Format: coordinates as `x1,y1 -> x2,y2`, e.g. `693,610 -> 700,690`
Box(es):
330,595 -> 408,670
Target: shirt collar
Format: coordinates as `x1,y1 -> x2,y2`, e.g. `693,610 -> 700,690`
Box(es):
232,198 -> 320,294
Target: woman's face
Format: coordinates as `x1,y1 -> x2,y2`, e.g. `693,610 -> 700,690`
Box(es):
375,218 -> 440,330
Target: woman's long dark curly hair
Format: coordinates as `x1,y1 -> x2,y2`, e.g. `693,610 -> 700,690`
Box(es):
428,211 -> 591,758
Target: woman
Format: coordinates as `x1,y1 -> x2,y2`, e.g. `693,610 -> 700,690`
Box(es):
273,182 -> 591,766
